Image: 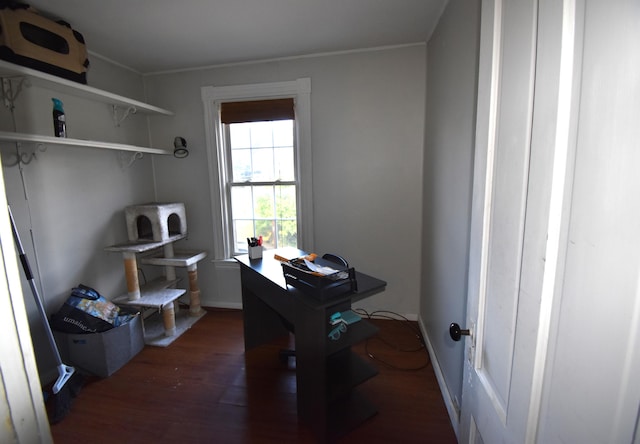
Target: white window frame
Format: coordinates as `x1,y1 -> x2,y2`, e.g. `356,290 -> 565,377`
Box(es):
202,78 -> 313,259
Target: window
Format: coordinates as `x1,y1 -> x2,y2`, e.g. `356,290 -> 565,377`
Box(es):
202,79 -> 313,259
225,115 -> 297,253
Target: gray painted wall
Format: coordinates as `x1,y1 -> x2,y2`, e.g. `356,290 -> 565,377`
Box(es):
421,0 -> 480,420
144,45 -> 427,317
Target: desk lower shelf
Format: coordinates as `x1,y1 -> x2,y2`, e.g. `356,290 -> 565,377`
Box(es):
327,350 -> 378,403
327,320 -> 378,356
325,324 -> 379,438
327,390 -> 377,441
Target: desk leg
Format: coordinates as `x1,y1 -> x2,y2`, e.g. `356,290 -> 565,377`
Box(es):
294,299 -> 328,440
240,272 -> 289,350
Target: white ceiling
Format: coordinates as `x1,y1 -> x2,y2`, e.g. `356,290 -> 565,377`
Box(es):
23,0 -> 447,74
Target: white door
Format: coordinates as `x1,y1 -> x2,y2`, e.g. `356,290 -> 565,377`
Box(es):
457,0 -> 541,442
458,0 -> 640,443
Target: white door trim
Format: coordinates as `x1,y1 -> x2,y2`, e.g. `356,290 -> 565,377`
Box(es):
525,0 -> 579,441
0,158 -> 52,443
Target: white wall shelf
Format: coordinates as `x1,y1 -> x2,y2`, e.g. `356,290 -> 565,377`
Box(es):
0,131 -> 172,155
0,60 -> 175,157
0,60 -> 174,116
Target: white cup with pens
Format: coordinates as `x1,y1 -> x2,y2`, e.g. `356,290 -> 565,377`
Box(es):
248,236 -> 263,259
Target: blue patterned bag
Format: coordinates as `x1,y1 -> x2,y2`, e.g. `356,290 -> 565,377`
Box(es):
51,285 -> 134,333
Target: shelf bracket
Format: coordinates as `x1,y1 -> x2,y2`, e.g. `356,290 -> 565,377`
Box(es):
112,104 -> 137,127
118,151 -> 144,168
3,141 -> 48,166
1,76 -> 28,110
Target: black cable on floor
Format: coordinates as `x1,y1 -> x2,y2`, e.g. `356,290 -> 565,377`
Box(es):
352,308 -> 431,371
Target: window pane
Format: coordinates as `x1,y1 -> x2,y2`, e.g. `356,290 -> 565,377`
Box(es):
250,122 -> 273,148
234,219 -> 254,252
277,219 -> 297,248
231,186 -> 253,218
255,220 -> 275,249
231,149 -> 252,181
230,122 -> 251,149
275,185 -> 296,219
274,147 -> 295,181
252,148 -> 274,181
276,185 -> 297,248
272,120 -> 293,147
253,186 -> 274,219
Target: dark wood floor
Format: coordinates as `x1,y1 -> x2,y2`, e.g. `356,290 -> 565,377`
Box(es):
49,308 -> 457,443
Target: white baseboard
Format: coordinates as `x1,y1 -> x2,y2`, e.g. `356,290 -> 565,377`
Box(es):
203,301 -> 243,310
418,316 -> 460,440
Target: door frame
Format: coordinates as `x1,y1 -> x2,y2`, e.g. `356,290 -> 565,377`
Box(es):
0,158 -> 53,443
523,0 -> 582,440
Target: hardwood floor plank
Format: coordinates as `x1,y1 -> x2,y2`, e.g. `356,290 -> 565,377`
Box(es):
49,308 -> 457,443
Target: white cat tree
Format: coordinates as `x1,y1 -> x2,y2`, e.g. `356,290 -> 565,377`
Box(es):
106,203 -> 207,346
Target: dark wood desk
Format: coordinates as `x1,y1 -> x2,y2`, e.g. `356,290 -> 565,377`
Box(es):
236,247 -> 387,441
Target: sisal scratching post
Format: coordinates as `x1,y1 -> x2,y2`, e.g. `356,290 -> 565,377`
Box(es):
123,252 -> 140,300
173,299 -> 180,315
162,302 -> 176,336
188,264 -> 204,316
163,243 -> 176,281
